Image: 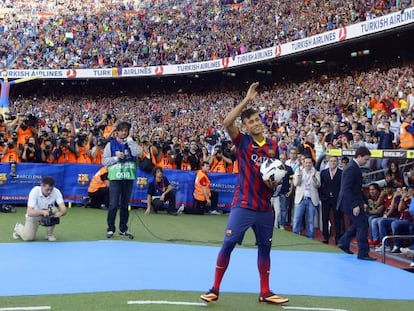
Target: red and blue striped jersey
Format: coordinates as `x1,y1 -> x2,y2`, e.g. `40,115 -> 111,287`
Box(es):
231,132 -> 279,212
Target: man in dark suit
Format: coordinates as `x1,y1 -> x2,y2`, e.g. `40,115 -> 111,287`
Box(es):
337,146 -> 376,261
319,156 -> 343,244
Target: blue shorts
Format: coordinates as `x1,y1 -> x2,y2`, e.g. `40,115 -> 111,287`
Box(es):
223,207 -> 274,246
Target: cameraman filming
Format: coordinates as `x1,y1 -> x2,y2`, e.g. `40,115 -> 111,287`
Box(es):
13,176 -> 67,241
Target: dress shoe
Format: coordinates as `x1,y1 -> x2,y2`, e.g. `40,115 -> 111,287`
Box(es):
338,245 -> 354,255
322,240 -> 329,244
357,255 -> 377,261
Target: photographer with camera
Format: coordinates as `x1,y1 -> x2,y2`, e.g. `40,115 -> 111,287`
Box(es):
74,131 -> 92,163
209,146 -> 233,173
102,121 -> 140,239
53,129 -> 77,163
12,176 -> 67,241
21,136 -> 44,162
1,132 -> 19,177
41,137 -> 56,163
90,136 -> 107,164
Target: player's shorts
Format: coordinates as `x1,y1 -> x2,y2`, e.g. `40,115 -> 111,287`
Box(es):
223,207 -> 274,246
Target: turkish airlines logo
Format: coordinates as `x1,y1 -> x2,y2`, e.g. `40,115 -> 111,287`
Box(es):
155,66 -> 164,75
221,57 -> 230,69
338,27 -> 347,41
275,45 -> 281,57
66,69 -> 77,78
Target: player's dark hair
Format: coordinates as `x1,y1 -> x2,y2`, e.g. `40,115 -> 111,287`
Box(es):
240,108 -> 258,122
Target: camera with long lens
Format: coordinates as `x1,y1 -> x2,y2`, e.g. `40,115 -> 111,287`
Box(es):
10,161 -> 17,178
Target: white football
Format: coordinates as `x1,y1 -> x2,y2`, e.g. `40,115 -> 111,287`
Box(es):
260,159 -> 287,182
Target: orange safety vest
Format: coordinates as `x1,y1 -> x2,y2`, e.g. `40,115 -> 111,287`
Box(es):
150,146 -> 162,167
180,160 -> 191,171
193,170 -> 211,201
1,148 -> 20,163
77,145 -> 92,163
160,154 -> 176,169
92,148 -> 103,164
17,127 -> 33,147
210,157 -> 226,173
88,166 -> 108,193
56,147 -> 77,163
400,121 -> 414,149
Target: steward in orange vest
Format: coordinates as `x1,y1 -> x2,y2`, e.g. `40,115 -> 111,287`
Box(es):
188,161 -> 220,215
87,166 -> 109,209
399,115 -> 414,149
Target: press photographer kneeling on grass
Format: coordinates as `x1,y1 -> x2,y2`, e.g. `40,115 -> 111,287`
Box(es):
12,176 -> 67,241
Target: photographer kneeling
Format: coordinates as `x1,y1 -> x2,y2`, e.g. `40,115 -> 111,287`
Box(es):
13,176 -> 67,241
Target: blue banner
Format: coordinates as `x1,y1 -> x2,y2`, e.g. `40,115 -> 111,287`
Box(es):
0,163 -> 238,211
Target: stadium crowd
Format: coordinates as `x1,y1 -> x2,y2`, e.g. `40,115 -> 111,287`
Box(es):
1,0 -> 413,68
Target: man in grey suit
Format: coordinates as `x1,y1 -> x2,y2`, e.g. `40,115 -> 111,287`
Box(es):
337,146 -> 376,261
292,157 -> 321,239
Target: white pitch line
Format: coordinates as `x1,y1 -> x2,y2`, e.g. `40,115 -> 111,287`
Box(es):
0,307 -> 51,311
127,300 -> 206,307
282,307 -> 347,311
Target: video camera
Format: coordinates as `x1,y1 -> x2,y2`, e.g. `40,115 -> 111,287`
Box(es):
40,216 -> 60,227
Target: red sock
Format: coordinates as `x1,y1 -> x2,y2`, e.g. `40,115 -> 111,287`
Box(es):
212,248 -> 231,291
258,246 -> 271,295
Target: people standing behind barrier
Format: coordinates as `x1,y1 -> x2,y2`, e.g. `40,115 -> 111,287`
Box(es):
285,147 -> 300,173
273,152 -> 293,230
337,146 -> 376,260
376,120 -> 395,171
53,129 -> 77,163
399,113 -> 414,149
87,166 -> 109,209
102,121 -> 139,239
90,136 -> 106,164
297,134 -> 316,163
145,166 -> 178,216
292,157 -> 321,239
187,140 -> 203,170
209,146 -> 232,173
21,136 -> 44,163
41,138 -> 56,164
319,156 -> 343,244
189,161 -> 220,215
12,176 -> 67,241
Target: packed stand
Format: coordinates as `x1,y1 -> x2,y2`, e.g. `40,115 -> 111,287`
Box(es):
1,0 -> 411,68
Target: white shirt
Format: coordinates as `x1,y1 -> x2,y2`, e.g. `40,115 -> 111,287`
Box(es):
27,186 -> 64,211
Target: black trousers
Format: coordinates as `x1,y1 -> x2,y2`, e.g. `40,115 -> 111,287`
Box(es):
152,190 -> 176,213
88,188 -> 109,208
186,190 -> 219,214
321,198 -> 344,242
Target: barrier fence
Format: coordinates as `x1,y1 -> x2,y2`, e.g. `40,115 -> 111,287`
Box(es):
0,163 -> 238,211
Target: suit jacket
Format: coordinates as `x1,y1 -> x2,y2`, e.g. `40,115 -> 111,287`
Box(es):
293,167 -> 320,206
319,167 -> 342,202
336,159 -> 367,214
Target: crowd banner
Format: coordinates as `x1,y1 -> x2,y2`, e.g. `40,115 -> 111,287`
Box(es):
0,163 -> 237,211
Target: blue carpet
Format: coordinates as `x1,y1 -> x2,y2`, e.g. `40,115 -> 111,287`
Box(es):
1,241 -> 413,300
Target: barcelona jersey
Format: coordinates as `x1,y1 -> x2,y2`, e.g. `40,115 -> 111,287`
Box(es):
232,132 -> 279,212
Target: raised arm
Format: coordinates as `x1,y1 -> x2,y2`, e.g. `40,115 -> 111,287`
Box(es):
223,82 -> 259,140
